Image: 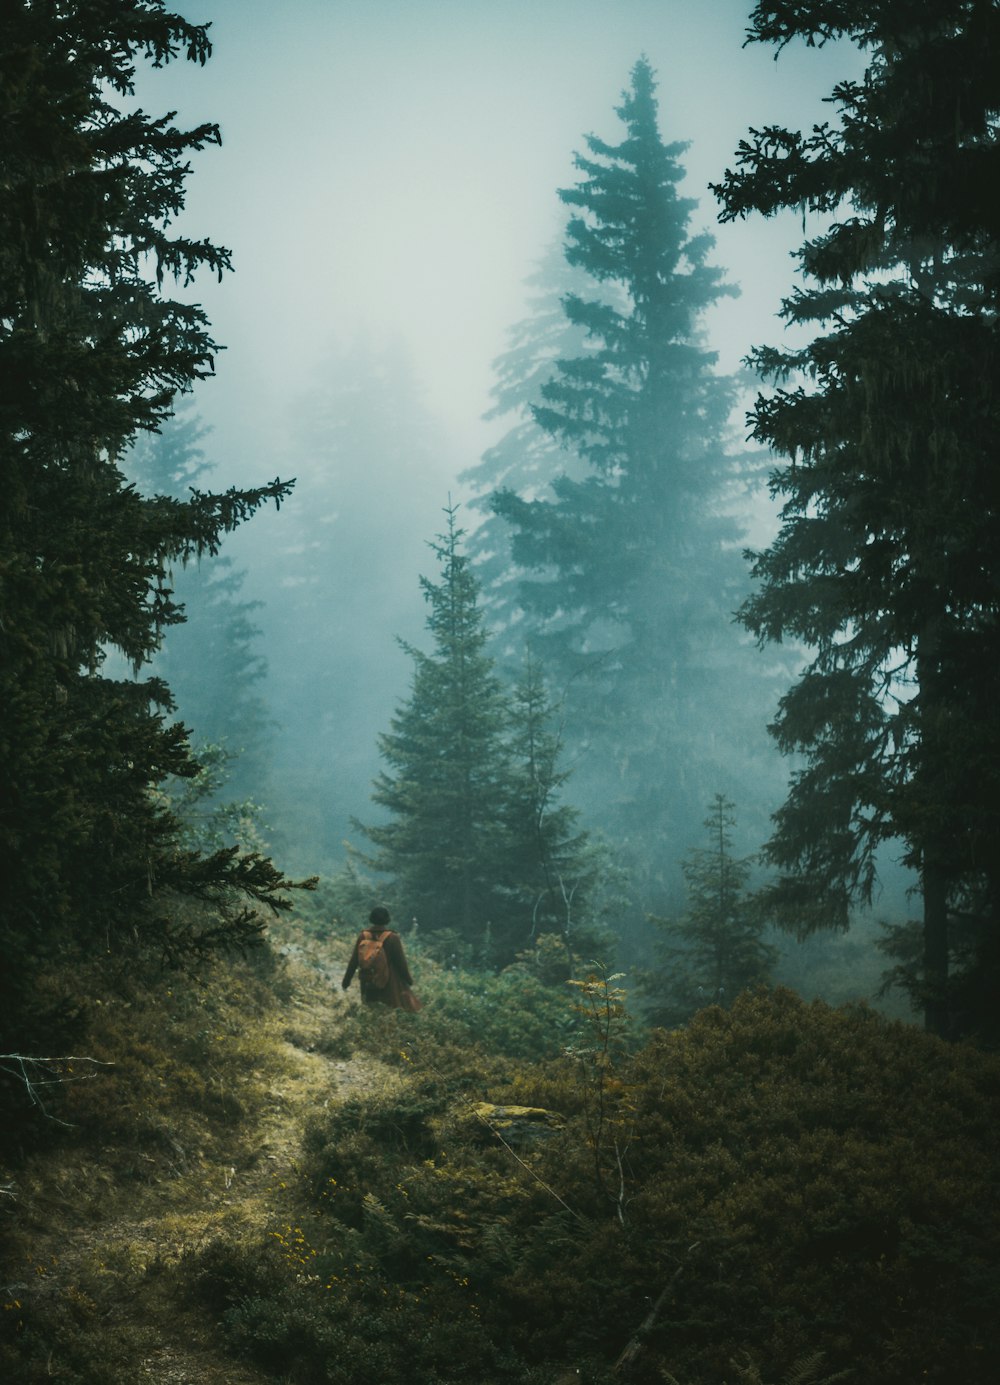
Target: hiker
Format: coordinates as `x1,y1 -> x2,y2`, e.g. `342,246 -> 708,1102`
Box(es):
341,906 -> 419,1010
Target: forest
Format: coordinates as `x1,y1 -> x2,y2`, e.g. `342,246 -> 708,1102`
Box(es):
1,2 -> 998,1382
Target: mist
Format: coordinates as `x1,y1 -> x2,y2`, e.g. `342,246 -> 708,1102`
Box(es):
140,0 -> 879,917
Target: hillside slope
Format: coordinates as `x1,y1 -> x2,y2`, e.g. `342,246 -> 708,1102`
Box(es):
4,924 -> 999,1385
1,943 -> 399,1384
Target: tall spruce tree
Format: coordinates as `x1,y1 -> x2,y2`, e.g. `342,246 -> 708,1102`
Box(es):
0,2 -> 305,1048
713,1 -> 1000,1037
355,509 -> 602,964
461,241 -> 602,640
489,58 -> 770,910
355,507 -> 515,949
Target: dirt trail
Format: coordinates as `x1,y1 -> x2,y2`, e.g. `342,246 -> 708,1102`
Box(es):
133,960 -> 409,1385
12,972 -> 398,1384
130,1032 -> 376,1385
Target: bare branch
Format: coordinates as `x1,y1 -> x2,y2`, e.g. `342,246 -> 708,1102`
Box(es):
0,1053 -> 115,1126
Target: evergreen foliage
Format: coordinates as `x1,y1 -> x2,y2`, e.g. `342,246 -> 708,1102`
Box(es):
0,1 -> 306,1050
356,506 -> 514,947
226,985 -> 1000,1385
4,925 -> 998,1385
154,741 -> 270,857
504,654 -> 612,963
461,240 -> 602,636
486,58 -> 776,907
713,1 -> 1000,1036
355,509 -> 605,964
125,404 -> 275,806
640,794 -> 777,1026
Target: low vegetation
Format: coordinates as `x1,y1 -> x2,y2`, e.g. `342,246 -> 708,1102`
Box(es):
2,909 -> 998,1384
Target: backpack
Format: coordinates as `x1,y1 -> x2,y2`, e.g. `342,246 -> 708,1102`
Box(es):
357,929 -> 391,988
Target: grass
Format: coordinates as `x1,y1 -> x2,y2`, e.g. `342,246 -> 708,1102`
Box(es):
0,930 -> 398,1383
3,913 -> 998,1385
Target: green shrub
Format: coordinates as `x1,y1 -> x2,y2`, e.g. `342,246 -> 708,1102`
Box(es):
374,957 -> 580,1062
292,988 -> 1000,1384
0,1271 -> 157,1384
614,990 -> 1000,1382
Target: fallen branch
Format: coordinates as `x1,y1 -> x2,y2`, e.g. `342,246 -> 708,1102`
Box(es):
0,1053 -> 115,1126
613,1263 -> 687,1378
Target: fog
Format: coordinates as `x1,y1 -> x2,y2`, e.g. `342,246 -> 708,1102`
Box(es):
155,0 -> 854,460
141,1 -> 874,904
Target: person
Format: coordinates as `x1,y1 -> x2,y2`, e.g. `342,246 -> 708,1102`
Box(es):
341,906 -> 418,1009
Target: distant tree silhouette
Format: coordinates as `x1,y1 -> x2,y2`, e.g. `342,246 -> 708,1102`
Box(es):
126,405 -> 274,808
249,341 -> 454,870
483,58 -> 775,909
640,795 -> 776,1026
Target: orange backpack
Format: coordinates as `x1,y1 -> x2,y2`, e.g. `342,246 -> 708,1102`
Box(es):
357,929 -> 391,988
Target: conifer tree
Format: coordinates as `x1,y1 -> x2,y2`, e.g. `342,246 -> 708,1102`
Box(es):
713,1 -> 1000,1036
355,507 -> 515,949
355,510 -> 604,964
488,58 -> 771,907
0,2 -> 306,1046
504,654 -> 609,965
640,794 -> 776,1027
461,241 -> 600,640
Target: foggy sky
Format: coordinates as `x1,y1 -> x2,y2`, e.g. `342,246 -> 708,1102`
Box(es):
149,0 -> 861,492
133,0 -> 919,940
140,0 -> 867,870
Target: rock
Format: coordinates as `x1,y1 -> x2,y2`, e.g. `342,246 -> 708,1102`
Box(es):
464,1102 -> 564,1148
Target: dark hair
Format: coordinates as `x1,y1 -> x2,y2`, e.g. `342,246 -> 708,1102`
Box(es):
369,906 -> 391,928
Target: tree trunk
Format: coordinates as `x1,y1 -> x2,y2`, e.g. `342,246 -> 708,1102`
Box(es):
914,621 -> 951,1038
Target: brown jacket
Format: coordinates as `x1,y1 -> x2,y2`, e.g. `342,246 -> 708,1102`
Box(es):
342,926 -> 413,1007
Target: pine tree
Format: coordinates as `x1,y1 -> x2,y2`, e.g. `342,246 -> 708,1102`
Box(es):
355,507 -> 516,950
641,794 -> 776,1027
489,58 -> 772,907
355,509 -> 604,964
461,240 -> 602,642
712,2 -> 1000,1036
0,2 -> 306,1047
504,653 -> 610,967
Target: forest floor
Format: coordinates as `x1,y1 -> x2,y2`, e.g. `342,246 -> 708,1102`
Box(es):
3,939 -> 400,1384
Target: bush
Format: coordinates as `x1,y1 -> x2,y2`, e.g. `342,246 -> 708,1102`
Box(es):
616,990 -> 1000,1382
367,955 -> 580,1063
289,987 -> 1000,1384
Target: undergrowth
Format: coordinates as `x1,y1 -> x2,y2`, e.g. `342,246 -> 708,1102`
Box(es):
0,939 -> 302,1383
2,913 -> 999,1385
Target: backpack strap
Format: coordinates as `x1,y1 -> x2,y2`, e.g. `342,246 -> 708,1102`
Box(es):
360,929 -> 391,953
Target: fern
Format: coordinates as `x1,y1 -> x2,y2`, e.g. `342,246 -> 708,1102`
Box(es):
729,1349 -> 853,1385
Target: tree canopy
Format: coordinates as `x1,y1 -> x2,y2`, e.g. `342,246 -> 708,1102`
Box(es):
0,1 -> 306,1048
640,794 -> 776,1027
355,508 -> 605,964
125,404 -> 275,808
713,0 -> 1000,1036
485,57 -> 774,908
